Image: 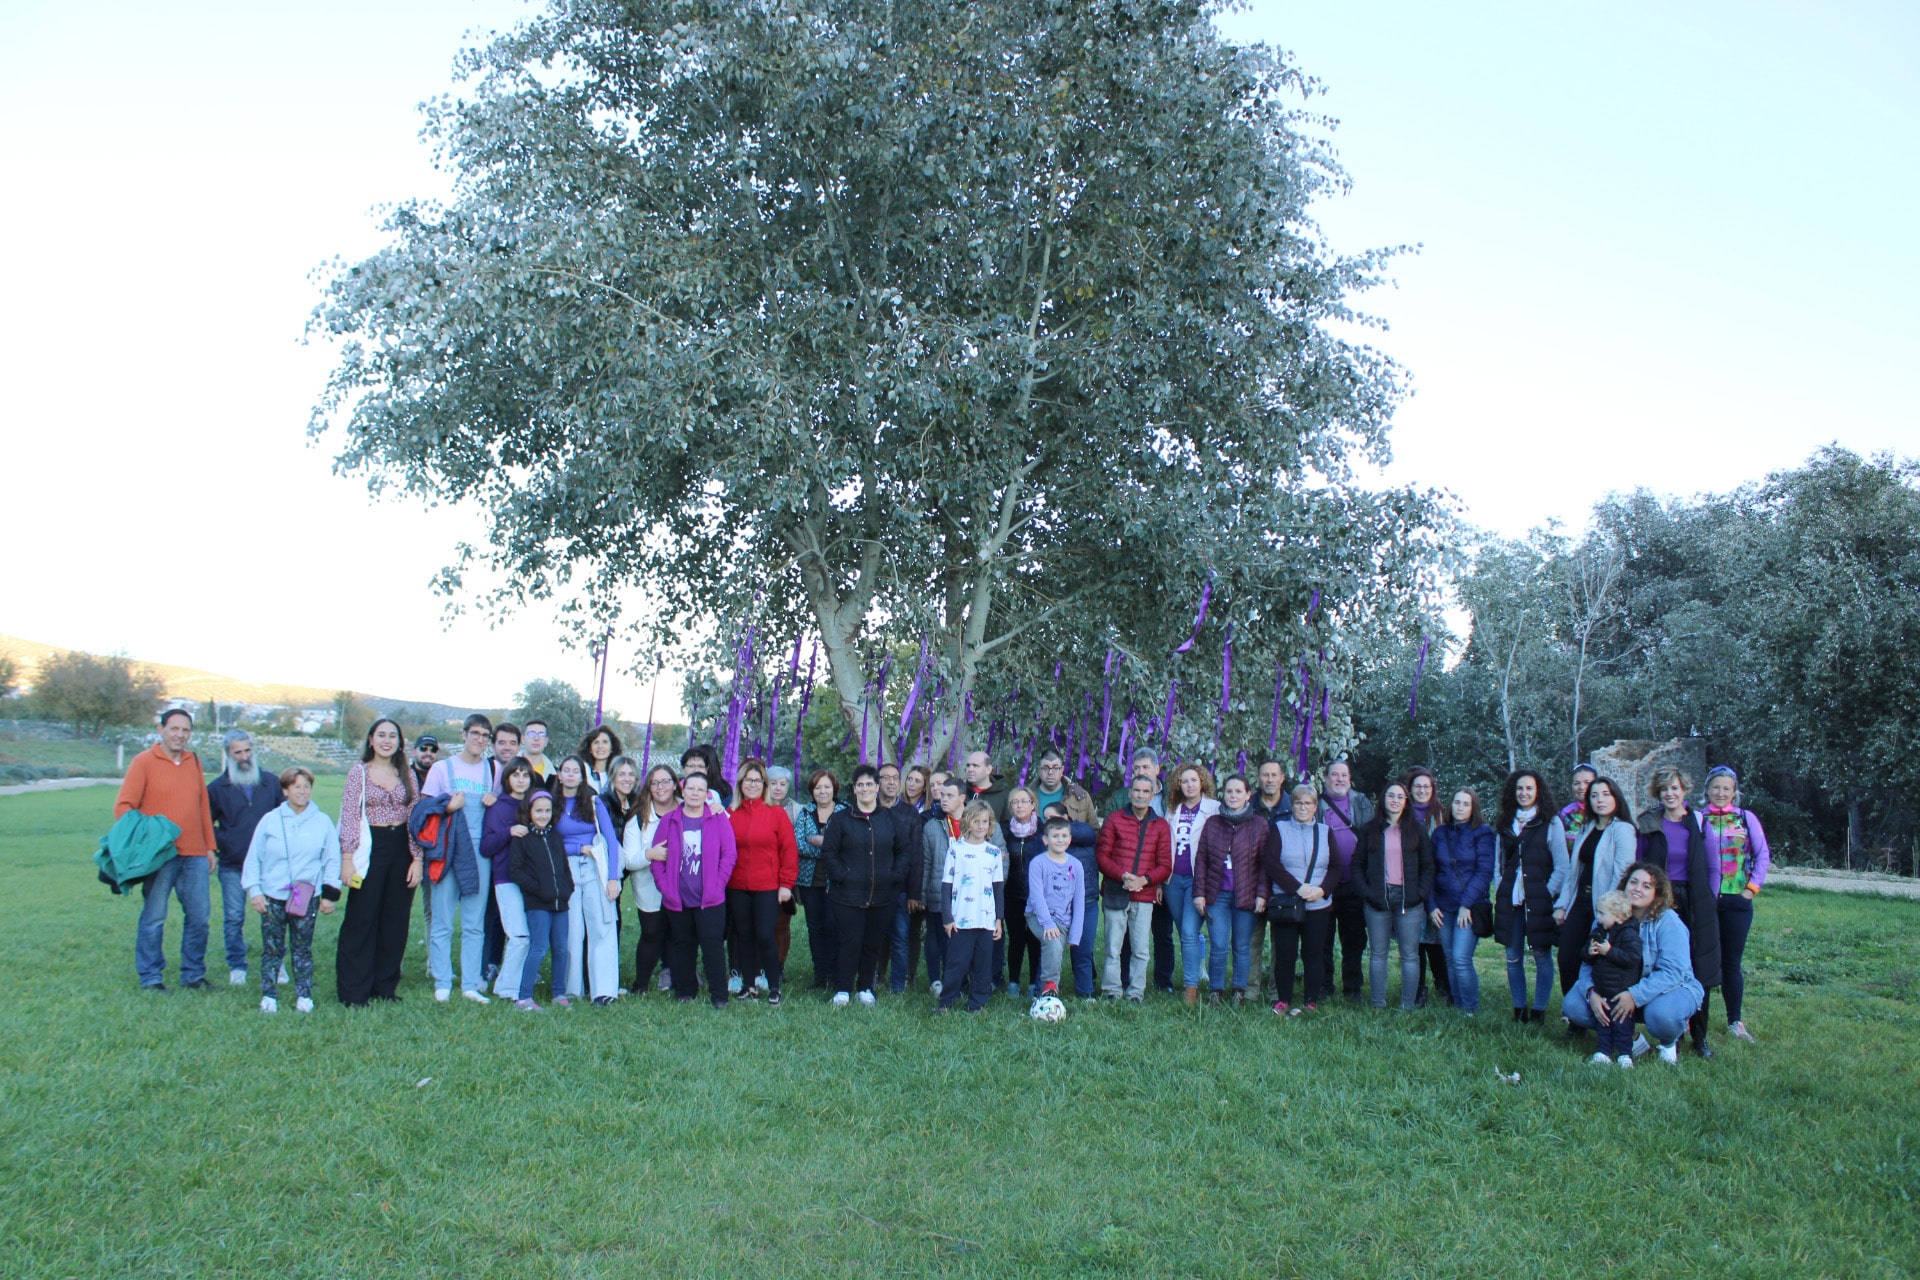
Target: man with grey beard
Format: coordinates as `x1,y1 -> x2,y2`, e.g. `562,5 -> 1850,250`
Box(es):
207,729 -> 283,986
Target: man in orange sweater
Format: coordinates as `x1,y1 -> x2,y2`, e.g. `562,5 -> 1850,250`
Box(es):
118,708 -> 218,992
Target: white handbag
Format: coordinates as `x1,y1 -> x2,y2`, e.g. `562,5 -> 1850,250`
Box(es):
348,767 -> 373,889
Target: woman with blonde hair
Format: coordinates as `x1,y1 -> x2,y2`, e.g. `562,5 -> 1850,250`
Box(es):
1638,765 -> 1724,1057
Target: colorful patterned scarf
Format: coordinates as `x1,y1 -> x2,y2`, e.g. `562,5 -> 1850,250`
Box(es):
1706,805 -> 1750,895
1559,801 -> 1589,864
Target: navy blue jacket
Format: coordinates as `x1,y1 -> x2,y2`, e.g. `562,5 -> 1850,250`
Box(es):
207,771 -> 284,869
1429,822 -> 1496,915
409,791 -> 485,898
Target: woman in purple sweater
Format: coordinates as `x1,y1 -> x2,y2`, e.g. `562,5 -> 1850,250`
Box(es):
647,772 -> 739,1008
480,757 -> 536,1001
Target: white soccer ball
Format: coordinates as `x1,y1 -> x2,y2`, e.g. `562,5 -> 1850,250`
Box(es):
1029,995 -> 1067,1023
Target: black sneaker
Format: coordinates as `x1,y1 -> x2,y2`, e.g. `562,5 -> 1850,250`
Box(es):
767,991 -> 782,1008
181,978 -> 210,991
591,996 -> 614,1007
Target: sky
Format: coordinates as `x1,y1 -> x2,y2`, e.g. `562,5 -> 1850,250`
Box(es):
1,1 -> 1913,712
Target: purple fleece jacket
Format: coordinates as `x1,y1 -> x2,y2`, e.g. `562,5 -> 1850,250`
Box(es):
650,806 -> 739,911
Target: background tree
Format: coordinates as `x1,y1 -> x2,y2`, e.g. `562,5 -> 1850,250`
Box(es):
511,679 -> 595,752
31,652 -> 165,736
0,654 -> 17,700
331,692 -> 377,745
312,0 -> 1438,769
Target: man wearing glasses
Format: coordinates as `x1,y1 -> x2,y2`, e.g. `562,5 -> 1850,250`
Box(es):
410,735 -> 440,792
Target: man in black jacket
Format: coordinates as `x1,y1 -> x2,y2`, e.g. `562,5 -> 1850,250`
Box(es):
206,730 -> 283,986
876,763 -> 927,993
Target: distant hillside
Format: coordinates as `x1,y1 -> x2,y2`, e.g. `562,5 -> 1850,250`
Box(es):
0,633 -> 475,723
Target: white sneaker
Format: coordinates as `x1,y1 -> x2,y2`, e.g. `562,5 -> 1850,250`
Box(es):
259,996 -> 278,1014
295,997 -> 314,1014
930,980 -> 943,999
1615,1055 -> 1634,1070
434,988 -> 451,1003
1631,1034 -> 1650,1057
727,971 -> 744,995
462,989 -> 491,1005
754,974 -> 770,993
1657,1043 -> 1679,1065
1589,1052 -> 1611,1066
856,989 -> 876,1007
658,970 -> 672,991
277,964 -> 290,985
229,968 -> 248,986
831,991 -> 851,1007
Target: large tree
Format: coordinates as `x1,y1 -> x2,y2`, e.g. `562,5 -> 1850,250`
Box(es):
313,0 -> 1435,764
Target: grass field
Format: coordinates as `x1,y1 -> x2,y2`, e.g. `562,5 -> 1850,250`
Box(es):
4,780 -> 1918,1279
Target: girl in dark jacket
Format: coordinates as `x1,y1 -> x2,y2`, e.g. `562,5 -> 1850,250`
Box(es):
508,793 -> 574,1010
1428,788 -> 1495,1014
1350,782 -> 1436,1010
1494,770 -> 1569,1023
821,764 -> 912,1005
1638,765 -> 1725,1057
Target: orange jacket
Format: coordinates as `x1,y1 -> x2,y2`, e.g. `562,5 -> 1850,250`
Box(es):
115,743 -> 216,857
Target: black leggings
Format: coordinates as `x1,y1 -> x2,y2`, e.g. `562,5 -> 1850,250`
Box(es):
1557,889 -> 1594,995
727,888 -> 783,994
1711,893 -> 1755,1024
1323,888 -> 1367,996
1272,910 -> 1332,1006
666,904 -> 728,1003
631,907 -> 667,991
833,900 -> 893,994
1002,902 -> 1040,988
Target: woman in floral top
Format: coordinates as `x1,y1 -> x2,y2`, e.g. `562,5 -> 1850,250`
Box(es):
792,770 -> 844,989
336,718 -> 422,1006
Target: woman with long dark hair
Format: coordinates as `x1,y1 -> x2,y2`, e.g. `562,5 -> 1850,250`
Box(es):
552,754 -> 623,1004
1428,787 -> 1495,1014
481,756 -> 536,1002
1351,781 -> 1436,1011
1401,766 -> 1449,1008
336,718 -> 422,1006
579,726 -> 624,795
608,756 -> 668,995
1494,769 -> 1569,1024
1554,775 -> 1637,997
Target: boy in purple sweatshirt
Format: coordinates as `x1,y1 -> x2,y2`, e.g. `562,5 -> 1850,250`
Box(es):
1025,817 -> 1086,998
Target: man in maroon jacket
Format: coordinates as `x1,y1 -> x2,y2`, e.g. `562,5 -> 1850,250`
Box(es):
1096,775 -> 1172,1000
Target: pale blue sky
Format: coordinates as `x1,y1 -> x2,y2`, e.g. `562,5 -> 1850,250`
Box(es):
1,1 -> 1913,706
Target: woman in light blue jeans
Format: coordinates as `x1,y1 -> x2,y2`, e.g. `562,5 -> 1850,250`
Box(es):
1163,763 -> 1219,1002
1427,787 -> 1496,1013
1350,782 -> 1435,1010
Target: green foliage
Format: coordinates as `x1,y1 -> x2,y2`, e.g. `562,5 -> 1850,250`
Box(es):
27,651 -> 165,737
0,654 -> 17,700
312,0 -> 1445,766
1356,448 -> 1920,863
6,783 -> 1920,1278
330,691 -> 376,746
511,678 -> 594,752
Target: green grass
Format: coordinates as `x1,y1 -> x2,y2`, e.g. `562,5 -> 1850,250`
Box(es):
4,781 -> 1919,1279
0,732 -> 124,778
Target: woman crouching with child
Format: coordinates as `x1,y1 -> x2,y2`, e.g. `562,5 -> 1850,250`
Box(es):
1560,862 -> 1703,1066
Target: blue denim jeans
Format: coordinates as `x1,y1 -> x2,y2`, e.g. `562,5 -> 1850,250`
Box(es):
520,907 -> 571,1000
428,854 -> 490,993
1562,975 -> 1701,1047
1204,899 -> 1257,992
216,863 -> 250,972
1441,918 -> 1481,1012
1070,896 -> 1100,997
1504,912 -> 1555,1011
1166,873 -> 1202,987
888,890 -> 913,992
492,882 -> 529,1000
136,855 -> 211,987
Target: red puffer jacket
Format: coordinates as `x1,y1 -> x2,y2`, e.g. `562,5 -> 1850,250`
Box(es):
728,798 -> 799,892
1096,808 -> 1172,903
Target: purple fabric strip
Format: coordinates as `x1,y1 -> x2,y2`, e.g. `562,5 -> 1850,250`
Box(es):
1172,574 -> 1213,655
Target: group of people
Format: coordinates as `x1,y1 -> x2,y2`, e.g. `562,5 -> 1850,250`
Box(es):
114,706 -> 1770,1063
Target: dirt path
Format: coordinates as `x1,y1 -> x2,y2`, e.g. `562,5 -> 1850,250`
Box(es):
0,776 -> 120,797
1770,869 -> 1920,900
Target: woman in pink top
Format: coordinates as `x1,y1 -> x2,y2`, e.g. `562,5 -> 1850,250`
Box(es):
336,718 -> 423,1006
1350,782 -> 1435,1011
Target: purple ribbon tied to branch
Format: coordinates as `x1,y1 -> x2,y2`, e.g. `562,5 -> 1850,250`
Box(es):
1172,572 -> 1214,655
1409,634 -> 1430,720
